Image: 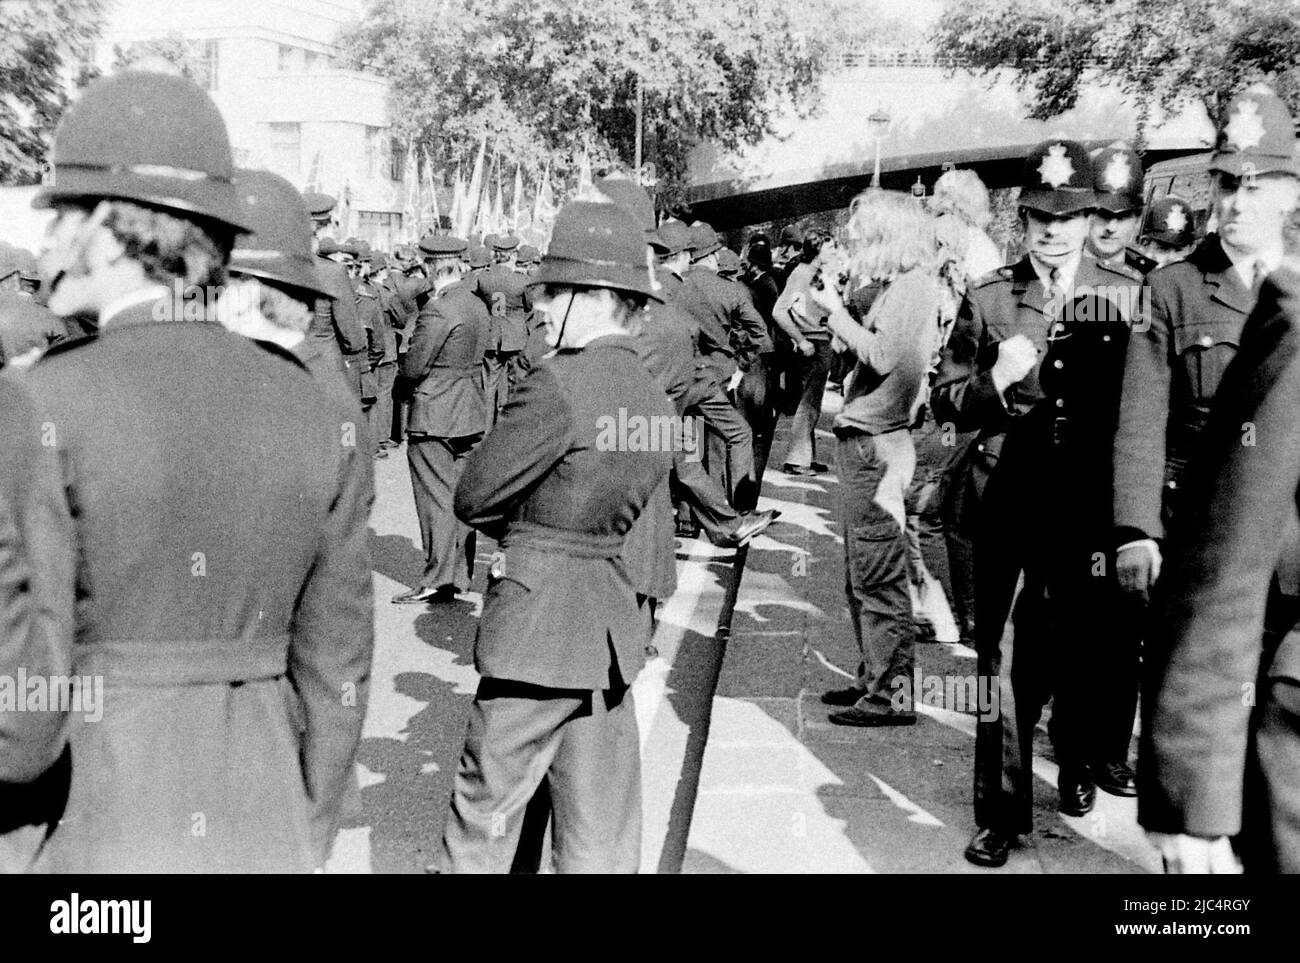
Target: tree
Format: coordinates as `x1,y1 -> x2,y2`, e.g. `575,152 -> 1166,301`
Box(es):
930,0 -> 1300,135
341,0 -> 874,204
0,0 -> 106,184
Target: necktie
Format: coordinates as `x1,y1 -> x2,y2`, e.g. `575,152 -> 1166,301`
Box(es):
1253,260 -> 1270,289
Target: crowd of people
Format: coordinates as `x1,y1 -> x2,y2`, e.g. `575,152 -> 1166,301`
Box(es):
2,66 -> 1299,876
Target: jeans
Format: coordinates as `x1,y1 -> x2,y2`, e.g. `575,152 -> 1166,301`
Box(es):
837,428 -> 917,707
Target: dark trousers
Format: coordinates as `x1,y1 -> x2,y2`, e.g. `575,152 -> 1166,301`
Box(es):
784,338 -> 832,468
370,362 -> 396,452
737,353 -> 781,480
437,677 -> 641,874
972,444 -> 1128,833
837,429 -> 918,705
407,433 -> 480,592
672,446 -> 739,541
690,379 -> 756,512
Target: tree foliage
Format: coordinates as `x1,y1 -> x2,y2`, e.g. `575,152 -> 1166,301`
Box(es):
341,0 -> 873,203
0,0 -> 106,184
112,33 -> 205,81
930,0 -> 1300,133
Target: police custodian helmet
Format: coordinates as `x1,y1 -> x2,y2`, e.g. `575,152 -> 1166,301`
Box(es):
530,201 -> 665,302
229,169 -> 331,301
1019,139 -> 1097,216
34,71 -> 250,233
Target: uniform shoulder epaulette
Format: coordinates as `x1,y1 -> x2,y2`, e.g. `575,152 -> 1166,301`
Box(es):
1099,257 -> 1144,282
36,331 -> 97,361
971,267 -> 1013,289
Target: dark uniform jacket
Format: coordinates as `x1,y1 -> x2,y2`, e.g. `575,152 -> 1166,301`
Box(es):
0,293 -> 64,367
1140,265 -> 1300,868
932,254 -> 1143,501
675,265 -> 768,375
311,255 -> 368,388
401,282 -> 492,438
1113,234 -> 1261,543
473,264 -> 532,354
624,303 -> 696,602
0,375 -> 71,861
379,274 -> 419,357
454,335 -> 675,690
6,298 -> 374,873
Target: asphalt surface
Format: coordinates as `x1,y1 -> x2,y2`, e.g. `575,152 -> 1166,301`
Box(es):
327,394 -> 1157,874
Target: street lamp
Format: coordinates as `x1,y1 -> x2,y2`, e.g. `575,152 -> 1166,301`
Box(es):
868,106 -> 890,189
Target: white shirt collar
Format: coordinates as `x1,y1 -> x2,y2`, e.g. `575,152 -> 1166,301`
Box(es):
1027,252 -> 1082,295
99,284 -> 171,328
1222,240 -> 1284,288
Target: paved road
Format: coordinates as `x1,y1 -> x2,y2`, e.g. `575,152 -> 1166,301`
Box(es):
327,401 -> 1158,874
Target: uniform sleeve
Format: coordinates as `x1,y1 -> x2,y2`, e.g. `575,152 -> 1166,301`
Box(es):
400,299 -> 457,381
1139,276 -> 1300,838
454,366 -> 572,539
930,287 -> 1006,432
1112,277 -> 1174,542
0,375 -> 73,784
323,264 -> 367,354
730,283 -> 770,365
362,299 -> 385,368
288,395 -> 375,866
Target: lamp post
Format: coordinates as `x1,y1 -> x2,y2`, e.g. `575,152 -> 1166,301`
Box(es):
869,106 -> 890,189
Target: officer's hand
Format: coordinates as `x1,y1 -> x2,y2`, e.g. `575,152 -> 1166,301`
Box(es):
797,338 -> 816,357
1148,833 -> 1241,874
1116,543 -> 1161,598
991,334 -> 1037,392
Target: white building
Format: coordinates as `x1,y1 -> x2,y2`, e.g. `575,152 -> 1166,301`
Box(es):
95,0 -> 407,248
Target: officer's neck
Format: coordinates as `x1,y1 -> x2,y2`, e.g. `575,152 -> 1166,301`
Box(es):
1027,249 -> 1083,287
431,272 -> 461,295
92,265 -> 169,328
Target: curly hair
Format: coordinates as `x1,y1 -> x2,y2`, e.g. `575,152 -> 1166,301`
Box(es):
101,200 -> 234,290
929,169 -> 993,230
845,189 -> 938,283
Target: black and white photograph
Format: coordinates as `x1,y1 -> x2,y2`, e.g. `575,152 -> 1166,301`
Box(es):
0,0 -> 1296,933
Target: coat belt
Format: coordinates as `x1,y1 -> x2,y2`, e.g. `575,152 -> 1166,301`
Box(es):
75,635 -> 291,686
501,522 -> 626,560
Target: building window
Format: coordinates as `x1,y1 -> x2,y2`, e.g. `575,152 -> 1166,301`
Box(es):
195,39 -> 220,91
278,44 -> 294,72
268,123 -> 301,178
305,50 -> 320,71
357,211 -> 402,251
390,139 -> 405,181
365,126 -> 385,180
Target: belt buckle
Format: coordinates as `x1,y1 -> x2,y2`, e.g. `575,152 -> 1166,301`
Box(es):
1052,415 -> 1069,447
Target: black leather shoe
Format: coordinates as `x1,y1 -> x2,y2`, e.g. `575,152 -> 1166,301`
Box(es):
716,510 -> 781,547
782,462 -> 824,476
964,828 -> 1012,867
391,586 -> 458,604
828,704 -> 917,727
808,461 -> 830,473
1093,761 -> 1138,797
821,684 -> 869,707
1058,767 -> 1097,816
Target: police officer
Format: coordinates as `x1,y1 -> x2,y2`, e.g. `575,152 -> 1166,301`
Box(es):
355,252 -> 391,455
516,244 -> 541,274
394,234 -> 493,604
436,200 -> 675,874
1087,141 -> 1155,274
1134,195 -> 1198,269
304,191 -> 369,397
5,71 -> 373,872
674,220 -> 767,510
0,248 -> 63,368
475,232 -> 533,418
1114,85 -> 1300,621
933,138 -> 1144,867
1140,262 -> 1300,873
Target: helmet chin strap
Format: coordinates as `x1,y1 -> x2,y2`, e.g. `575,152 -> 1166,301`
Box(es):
46,200 -> 113,301
552,289 -> 576,350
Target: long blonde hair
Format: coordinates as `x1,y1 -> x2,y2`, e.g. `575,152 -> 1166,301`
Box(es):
929,169 -> 993,229
845,189 -> 938,284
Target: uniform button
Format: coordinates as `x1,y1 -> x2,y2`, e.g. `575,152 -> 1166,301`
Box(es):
1103,335 -> 1111,342
1055,398 -> 1065,408
1199,335 -> 1212,347
1167,480 -> 1178,490
1053,359 -> 1063,369
977,443 -> 985,453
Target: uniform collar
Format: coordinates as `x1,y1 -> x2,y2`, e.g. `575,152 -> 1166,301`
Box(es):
1027,251 -> 1082,294
1221,238 -> 1284,288
99,284 -> 171,329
